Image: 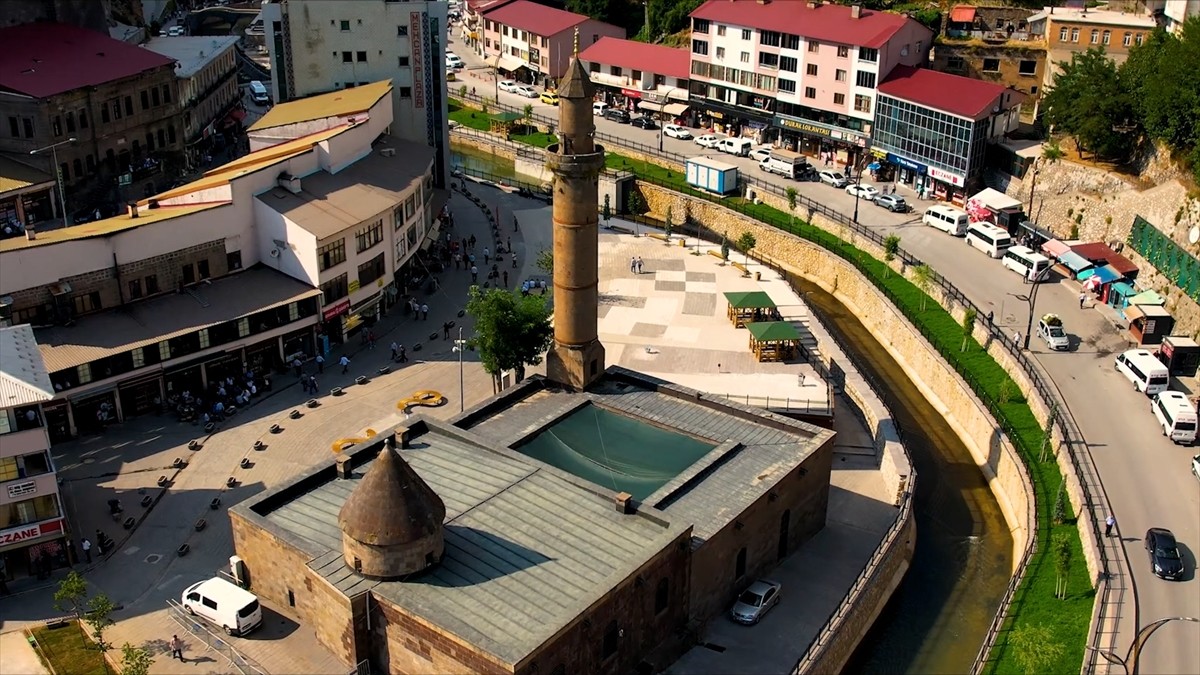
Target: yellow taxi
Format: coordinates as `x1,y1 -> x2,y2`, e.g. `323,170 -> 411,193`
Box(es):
539,90 -> 559,106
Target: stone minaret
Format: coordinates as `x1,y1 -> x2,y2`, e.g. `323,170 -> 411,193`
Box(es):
544,30 -> 606,390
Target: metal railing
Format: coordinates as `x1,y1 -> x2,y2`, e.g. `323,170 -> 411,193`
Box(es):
166,600 -> 267,675
710,393 -> 832,417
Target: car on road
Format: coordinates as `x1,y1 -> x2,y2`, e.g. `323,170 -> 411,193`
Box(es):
498,80 -> 519,93
818,171 -> 848,188
1038,315 -> 1070,351
604,108 -> 632,124
514,84 -> 538,98
663,123 -> 692,139
445,53 -> 464,69
695,134 -> 722,148
729,579 -> 781,625
539,91 -> 559,105
749,146 -> 772,162
631,116 -> 658,129
846,184 -> 879,200
167,26 -> 185,36
1144,528 -> 1184,580
873,193 -> 909,212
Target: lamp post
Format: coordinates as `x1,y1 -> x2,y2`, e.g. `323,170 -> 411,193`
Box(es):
851,159 -> 862,224
1019,264 -> 1055,350
30,137 -> 77,226
1086,616 -> 1198,675
658,86 -> 681,153
452,326 -> 467,411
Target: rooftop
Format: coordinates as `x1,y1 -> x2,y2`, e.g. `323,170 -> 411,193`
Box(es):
690,0 -> 915,49
258,136 -> 435,240
34,266 -> 320,374
0,156 -> 54,195
482,0 -> 591,37
0,22 -> 175,99
0,325 -> 55,408
242,416 -> 688,667
1029,6 -> 1157,28
248,80 -> 393,132
142,36 -> 240,78
0,203 -> 228,253
879,65 -> 1020,120
578,37 -> 691,81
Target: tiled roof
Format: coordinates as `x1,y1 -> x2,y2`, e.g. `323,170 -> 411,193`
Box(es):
0,22 -> 174,98
0,156 -> 54,195
879,65 -> 1015,120
579,37 -> 691,80
0,325 -> 54,408
949,5 -> 977,23
482,0 -> 589,37
690,0 -> 913,49
248,80 -> 392,132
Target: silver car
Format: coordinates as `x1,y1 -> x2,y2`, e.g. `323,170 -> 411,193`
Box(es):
729,579 -> 781,625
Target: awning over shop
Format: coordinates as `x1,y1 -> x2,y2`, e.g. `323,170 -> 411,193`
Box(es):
664,103 -> 689,116
490,55 -> 525,72
636,101 -> 690,116
637,101 -> 665,113
724,291 -> 777,309
1124,303 -> 1171,323
1128,289 -> 1166,306
1041,238 -> 1071,258
1078,264 -> 1121,285
1056,251 -> 1094,275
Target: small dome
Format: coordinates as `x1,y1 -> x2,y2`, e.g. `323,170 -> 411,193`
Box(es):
338,441 -> 446,547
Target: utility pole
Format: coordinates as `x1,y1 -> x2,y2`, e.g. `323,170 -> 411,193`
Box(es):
454,326 -> 467,411
30,137 -> 77,226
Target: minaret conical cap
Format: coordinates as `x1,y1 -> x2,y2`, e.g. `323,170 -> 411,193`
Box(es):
557,56 -> 595,100
338,443 -> 446,546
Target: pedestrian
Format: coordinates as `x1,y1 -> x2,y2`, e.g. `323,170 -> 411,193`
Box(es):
512,255 -> 518,269
636,257 -> 644,274
1105,515 -> 1116,537
987,310 -> 994,324
367,330 -> 376,350
461,236 -> 468,251
503,270 -> 509,287
443,321 -> 452,340
398,345 -> 407,363
507,237 -> 512,251
1013,330 -> 1021,348
1079,292 -> 1087,309
513,216 -> 520,231
309,375 -> 318,394
484,247 -> 490,265
469,234 -> 476,249
390,341 -> 399,360
81,537 -> 92,563
339,355 -> 351,374
471,265 -> 479,283
315,354 -> 325,373
421,303 -> 429,320
292,358 -> 303,377
630,256 -> 637,273
170,634 -> 184,661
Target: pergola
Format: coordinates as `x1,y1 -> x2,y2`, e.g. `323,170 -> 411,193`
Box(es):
724,291 -> 780,328
746,321 -> 801,362
489,111 -> 524,134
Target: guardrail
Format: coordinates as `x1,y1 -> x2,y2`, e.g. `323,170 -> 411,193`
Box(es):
166,600 -> 267,675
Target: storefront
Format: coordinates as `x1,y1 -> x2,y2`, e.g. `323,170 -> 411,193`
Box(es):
343,290 -> 384,339
696,100 -> 775,142
70,389 -> 119,436
281,326 -> 316,363
321,298 -> 352,344
594,86 -> 643,115
118,373 -> 163,418
773,115 -> 869,167
635,92 -> 690,123
877,151 -> 932,196
0,518 -> 70,584
926,166 -> 968,204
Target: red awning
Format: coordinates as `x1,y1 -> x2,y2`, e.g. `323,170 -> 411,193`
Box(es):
949,5 -> 977,23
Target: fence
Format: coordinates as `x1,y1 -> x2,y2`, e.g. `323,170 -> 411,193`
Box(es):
166,600 -> 267,675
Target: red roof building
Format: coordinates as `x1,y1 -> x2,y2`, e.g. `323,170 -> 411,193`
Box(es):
578,37 -> 691,81
482,1 -> 592,38
690,0 -> 912,49
480,0 -> 625,81
878,65 -> 1022,120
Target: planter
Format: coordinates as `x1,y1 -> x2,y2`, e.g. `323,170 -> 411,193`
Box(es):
289,409 -> 302,419
307,398 -> 320,408
428,332 -> 439,341
269,424 -> 282,434
188,440 -> 201,450
210,498 -> 221,510
194,519 -> 206,532
177,544 -> 190,557
331,387 -> 344,396
204,422 -> 216,434
377,366 -> 390,375
172,457 -> 186,468
253,440 -> 265,451
123,517 -> 136,530
240,458 -> 251,469
157,475 -> 169,487
226,477 -> 237,487
140,495 -> 153,508
355,376 -> 369,385
413,343 -> 423,352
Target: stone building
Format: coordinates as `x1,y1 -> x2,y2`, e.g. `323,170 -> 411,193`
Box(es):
1028,4 -> 1157,93
142,36 -> 241,167
930,6 -> 1046,119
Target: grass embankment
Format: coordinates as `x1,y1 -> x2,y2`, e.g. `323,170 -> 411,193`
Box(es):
448,97 -> 1093,673
29,622 -> 109,675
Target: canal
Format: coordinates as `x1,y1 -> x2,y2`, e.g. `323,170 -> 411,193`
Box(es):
450,147 -> 1013,674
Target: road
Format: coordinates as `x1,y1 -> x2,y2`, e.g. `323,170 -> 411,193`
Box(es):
447,40 -> 1200,673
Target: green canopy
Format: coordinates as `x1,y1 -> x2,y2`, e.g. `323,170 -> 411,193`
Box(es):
489,111 -> 523,123
724,291 -> 777,310
746,321 -> 800,342
1128,289 -> 1165,306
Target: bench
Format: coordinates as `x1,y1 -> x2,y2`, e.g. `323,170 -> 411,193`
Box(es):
707,250 -> 725,261
731,262 -> 750,277
646,232 -> 669,242
606,224 -> 635,235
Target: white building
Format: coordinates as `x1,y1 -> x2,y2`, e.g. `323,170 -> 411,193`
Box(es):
260,0 -> 451,186
143,36 -> 241,162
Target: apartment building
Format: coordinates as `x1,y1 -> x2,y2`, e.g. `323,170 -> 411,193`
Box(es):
143,36 -> 241,167
0,82 -> 442,439
1138,0 -> 1199,33
0,324 -> 69,585
1029,4 -> 1157,91
481,0 -> 625,85
930,6 -> 1046,119
261,0 -> 451,186
578,37 -> 691,118
462,0 -> 515,56
687,0 -> 931,165
0,22 -> 184,221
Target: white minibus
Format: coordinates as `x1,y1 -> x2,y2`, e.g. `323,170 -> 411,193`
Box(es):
249,81 -> 270,105
1152,390 -> 1197,444
965,222 -> 1012,258
1002,245 -> 1051,281
182,578 -> 263,636
1115,349 -> 1170,396
922,205 -> 969,236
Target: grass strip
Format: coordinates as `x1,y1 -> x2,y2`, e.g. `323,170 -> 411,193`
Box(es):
30,622 -> 110,675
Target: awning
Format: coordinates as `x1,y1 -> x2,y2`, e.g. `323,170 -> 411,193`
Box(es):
1124,304 -> 1147,322
1128,290 -> 1166,306
1041,238 -> 1071,258
950,5 -> 977,23
664,102 -> 689,116
724,291 -> 777,310
746,321 -> 800,342
490,55 -> 525,72
636,102 -> 689,116
1088,265 -> 1122,285
637,101 -> 666,113
1056,251 -> 1093,275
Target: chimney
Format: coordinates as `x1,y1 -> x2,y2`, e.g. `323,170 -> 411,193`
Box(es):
335,453 -> 353,479
128,202 -> 140,218
850,4 -> 862,19
25,227 -> 35,241
614,492 -> 635,514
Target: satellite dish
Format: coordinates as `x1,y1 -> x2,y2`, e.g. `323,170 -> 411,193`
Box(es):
1189,226 -> 1199,245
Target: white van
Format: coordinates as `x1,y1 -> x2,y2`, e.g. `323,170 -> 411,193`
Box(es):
922,205 -> 969,236
592,101 -> 609,116
965,222 -> 1012,258
248,81 -> 270,106
1115,349 -> 1170,396
760,148 -> 808,179
1002,245 -> 1051,281
1152,390 -> 1197,444
718,138 -> 753,157
182,578 -> 263,636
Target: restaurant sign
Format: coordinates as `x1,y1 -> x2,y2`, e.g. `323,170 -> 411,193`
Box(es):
773,116 -> 868,144
620,88 -> 642,99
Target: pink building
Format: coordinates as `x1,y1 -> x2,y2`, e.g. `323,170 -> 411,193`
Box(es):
578,37 -> 692,118
688,0 -> 931,163
481,0 -> 625,86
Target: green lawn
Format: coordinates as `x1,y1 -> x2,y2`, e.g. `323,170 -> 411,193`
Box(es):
29,622 -> 110,675
448,108 -> 1093,673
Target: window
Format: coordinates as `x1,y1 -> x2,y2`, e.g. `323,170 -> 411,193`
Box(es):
602,620 -> 619,659
182,263 -> 195,285
152,87 -> 161,106
859,47 -> 878,62
1123,32 -> 1132,46
342,51 -> 353,63
340,19 -> 350,31
320,273 -> 348,302
779,55 -> 797,72
78,364 -> 92,384
398,85 -> 413,98
1059,27 -> 1069,41
398,56 -> 410,67
356,51 -> 367,62
740,52 -> 750,63
52,116 -> 62,137
804,86 -> 816,99
158,340 -> 171,360
837,45 -> 849,58
716,24 -> 725,36
356,220 -> 384,252
145,275 -> 159,294
405,194 -> 416,219
23,118 -> 34,138
655,578 -> 670,614
716,47 -> 725,59
808,40 -> 820,53
78,109 -> 88,129
741,29 -> 751,40
131,347 -> 145,368
758,53 -> 778,68
227,251 -> 242,270
778,79 -> 796,93
609,66 -> 622,76
357,252 -> 385,286
198,328 -> 210,350
1019,60 -> 1037,76
759,30 -> 781,47
1102,30 -> 1110,45
833,93 -> 845,105
735,547 -> 747,579
141,90 -> 150,109
197,260 -> 210,280
982,58 -> 1000,73
691,39 -> 708,56
1070,28 -> 1079,42
854,94 -> 872,112
1136,33 -> 1144,46
124,96 -> 133,116
237,318 -> 250,338
1090,29 -> 1099,44
397,25 -> 408,36
318,239 -> 346,270
856,70 -> 876,88
112,99 -> 122,120
72,291 -> 101,314
693,18 -> 710,33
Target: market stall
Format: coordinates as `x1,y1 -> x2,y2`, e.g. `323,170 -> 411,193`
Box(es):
1125,303 -> 1175,345
724,291 -> 780,328
747,321 -> 801,362
1156,335 -> 1200,376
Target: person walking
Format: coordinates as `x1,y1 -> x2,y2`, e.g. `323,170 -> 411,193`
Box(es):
1079,292 -> 1087,309
630,256 -> 637,273
1013,330 -> 1021,348
1105,515 -> 1116,537
292,358 -> 303,377
81,537 -> 92,563
483,248 -> 490,265
366,330 -> 376,350
398,345 -> 407,363
471,265 -> 479,283
636,257 -> 644,274
419,303 -> 428,320
443,321 -> 452,340
170,635 -> 184,661
339,355 -> 351,374
503,270 -> 509,287
315,354 -> 324,373
390,341 -> 399,360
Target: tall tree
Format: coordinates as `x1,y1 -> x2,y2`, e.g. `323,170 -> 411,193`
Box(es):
1122,20 -> 1200,180
466,286 -> 554,391
1043,48 -> 1136,159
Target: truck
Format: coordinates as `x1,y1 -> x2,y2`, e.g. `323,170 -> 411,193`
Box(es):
686,156 -> 739,195
1037,313 -> 1069,351
759,148 -> 809,180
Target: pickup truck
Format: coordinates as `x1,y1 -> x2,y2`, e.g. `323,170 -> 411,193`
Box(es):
1038,314 -> 1069,351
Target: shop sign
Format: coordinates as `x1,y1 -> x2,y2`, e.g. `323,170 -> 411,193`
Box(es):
0,519 -> 61,546
322,298 -> 351,321
927,166 -> 965,187
621,88 -> 643,99
775,116 -> 833,138
410,12 -> 425,109
886,153 -> 928,174
7,481 -> 37,499
704,109 -> 725,120
348,279 -> 361,294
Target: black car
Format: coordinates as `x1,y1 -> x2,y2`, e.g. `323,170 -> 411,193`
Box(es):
605,109 -> 631,124
1145,527 -> 1184,580
631,116 -> 658,130
794,165 -> 818,182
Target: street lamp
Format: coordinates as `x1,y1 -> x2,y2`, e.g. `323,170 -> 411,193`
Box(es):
1086,616 -> 1198,675
30,137 -> 77,226
851,159 -> 863,224
658,86 -> 682,152
452,326 -> 467,411
1019,264 -> 1055,350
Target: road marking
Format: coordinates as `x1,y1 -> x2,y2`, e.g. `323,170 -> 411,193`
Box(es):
124,546 -> 141,555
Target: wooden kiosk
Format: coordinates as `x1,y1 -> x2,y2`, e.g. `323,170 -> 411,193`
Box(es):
724,291 -> 780,328
747,321 -> 801,362
489,111 -> 524,134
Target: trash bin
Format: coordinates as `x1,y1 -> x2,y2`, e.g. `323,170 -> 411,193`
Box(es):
754,271 -> 761,281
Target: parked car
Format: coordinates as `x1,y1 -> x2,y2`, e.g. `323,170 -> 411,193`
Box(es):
498,80 -> 519,93
846,184 -> 879,200
663,123 -> 692,139
1038,314 -> 1070,351
445,53 -> 464,69
1144,528 -> 1184,580
818,171 -> 848,187
873,193 -> 909,212
695,134 -> 723,148
604,109 -> 631,124
631,116 -> 658,129
795,164 -> 819,182
166,25 -> 185,36
749,146 -> 772,163
514,85 -> 538,98
539,91 -> 559,105
729,579 -> 781,625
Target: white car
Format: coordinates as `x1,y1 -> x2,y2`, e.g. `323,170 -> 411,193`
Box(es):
445,53 -> 464,69
498,80 -> 519,93
846,184 -> 879,200
695,134 -> 722,148
819,170 -> 848,188
749,146 -> 772,162
166,26 -> 185,36
663,124 -> 692,139
514,85 -> 538,98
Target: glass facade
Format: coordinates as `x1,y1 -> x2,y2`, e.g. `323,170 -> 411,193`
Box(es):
872,95 -> 988,179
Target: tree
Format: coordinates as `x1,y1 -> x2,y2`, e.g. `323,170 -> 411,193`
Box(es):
85,592 -> 117,656
736,231 -> 756,264
883,234 -> 900,262
466,286 -> 554,391
536,249 -> 553,276
1041,140 -> 1065,164
1043,48 -> 1137,159
1039,401 -> 1059,463
54,571 -> 91,645
664,205 -> 673,239
912,264 -> 932,311
522,103 -> 534,134
1052,532 -> 1073,600
120,643 -> 154,675
627,189 -> 646,216
961,308 -> 977,352
602,194 -> 611,223
786,187 -> 798,231
458,84 -> 468,98
1121,20 -> 1200,182
1008,623 -> 1064,673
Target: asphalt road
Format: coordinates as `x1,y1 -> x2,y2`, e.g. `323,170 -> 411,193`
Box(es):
448,39 -> 1200,672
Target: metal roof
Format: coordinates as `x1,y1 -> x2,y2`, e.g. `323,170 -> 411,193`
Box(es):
0,156 -> 54,195
724,291 -> 776,309
142,36 -> 240,79
0,325 -> 54,409
248,80 -> 392,132
746,321 -> 801,342
690,0 -> 917,50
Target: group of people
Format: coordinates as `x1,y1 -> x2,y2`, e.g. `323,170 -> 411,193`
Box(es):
163,369 -> 268,426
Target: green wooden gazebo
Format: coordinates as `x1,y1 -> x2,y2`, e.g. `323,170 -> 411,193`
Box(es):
724,291 -> 780,328
489,111 -> 523,134
746,321 -> 801,362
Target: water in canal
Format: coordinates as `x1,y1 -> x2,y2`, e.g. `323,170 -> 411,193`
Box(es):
450,147 -> 1013,674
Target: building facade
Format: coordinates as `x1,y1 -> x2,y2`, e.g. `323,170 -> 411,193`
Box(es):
481,1 -> 625,85
931,5 -> 1046,119
143,36 -> 241,166
260,0 -> 451,187
687,0 -> 931,165
461,0 -> 515,56
1029,4 -> 1157,92
0,22 -> 184,219
1,156 -> 57,237
873,65 -> 1023,202
578,37 -> 691,119
1140,0 -> 1200,32
0,324 -> 69,586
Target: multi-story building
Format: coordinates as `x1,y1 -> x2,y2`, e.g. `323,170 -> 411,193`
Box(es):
873,65 -> 1023,202
0,324 -> 70,585
261,0 -> 451,187
481,0 -> 625,86
143,36 -> 241,167
930,5 -> 1046,120
1029,4 -> 1157,92
578,37 -> 691,118
687,0 -> 931,165
0,22 -> 184,221
1138,0 -> 1199,33
0,0 -> 109,34
0,81 -> 443,440
1,156 -> 57,237
462,0 -> 515,56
